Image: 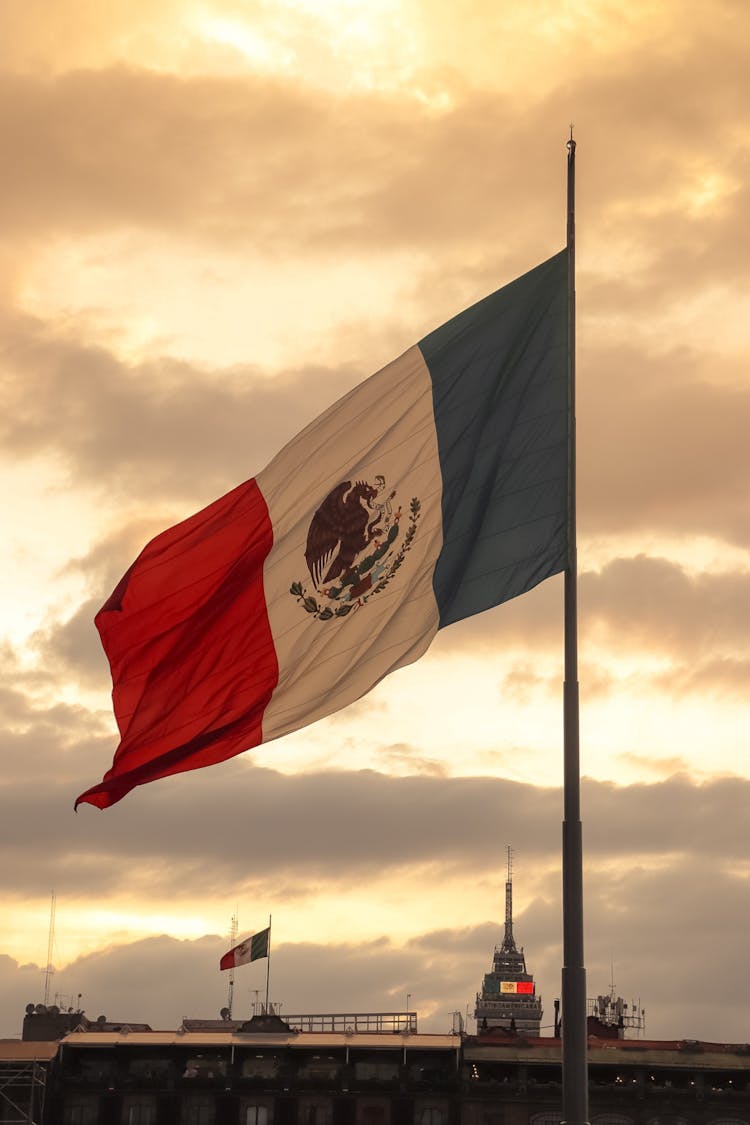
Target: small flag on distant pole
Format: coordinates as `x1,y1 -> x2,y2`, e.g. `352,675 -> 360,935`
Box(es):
220,926 -> 270,971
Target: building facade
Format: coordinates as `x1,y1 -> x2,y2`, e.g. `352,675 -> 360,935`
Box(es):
28,1023 -> 750,1125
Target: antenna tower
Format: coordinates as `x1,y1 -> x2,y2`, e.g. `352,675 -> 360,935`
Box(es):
43,890 -> 56,1006
227,911 -> 238,1017
587,962 -> 647,1038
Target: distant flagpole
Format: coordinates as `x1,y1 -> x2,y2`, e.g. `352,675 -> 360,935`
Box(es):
265,915 -> 272,1013
562,128 -> 589,1125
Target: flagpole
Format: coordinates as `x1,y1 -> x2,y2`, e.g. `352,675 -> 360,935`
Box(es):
265,915 -> 272,1014
561,128 -> 589,1125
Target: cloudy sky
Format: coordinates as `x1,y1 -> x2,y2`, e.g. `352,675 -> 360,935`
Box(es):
2,0 -> 749,1044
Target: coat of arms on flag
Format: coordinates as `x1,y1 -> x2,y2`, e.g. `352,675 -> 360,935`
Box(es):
290,475 -> 421,621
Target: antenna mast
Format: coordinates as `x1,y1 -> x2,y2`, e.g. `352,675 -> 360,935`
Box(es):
227,911 -> 238,1018
502,845 -> 516,952
43,890 -> 56,1006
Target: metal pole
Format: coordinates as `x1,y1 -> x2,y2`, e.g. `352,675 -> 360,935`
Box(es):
561,129 -> 589,1125
265,915 -> 272,1013
227,911 -> 238,1018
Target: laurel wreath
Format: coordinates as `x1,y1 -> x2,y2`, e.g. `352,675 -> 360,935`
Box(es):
290,497 -> 421,622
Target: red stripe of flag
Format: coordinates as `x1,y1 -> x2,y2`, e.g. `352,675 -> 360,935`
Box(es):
76,480 -> 277,810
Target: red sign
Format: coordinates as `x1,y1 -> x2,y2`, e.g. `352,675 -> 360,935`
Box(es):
500,981 -> 535,994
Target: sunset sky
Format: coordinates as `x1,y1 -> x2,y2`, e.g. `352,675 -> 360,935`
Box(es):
2,0 -> 749,1043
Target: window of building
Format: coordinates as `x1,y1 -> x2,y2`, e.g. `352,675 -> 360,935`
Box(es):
298,1100 -> 332,1125
419,1109 -> 444,1125
242,1055 -> 280,1079
708,1075 -> 744,1094
128,1058 -> 172,1080
407,1057 -> 450,1087
246,1106 -> 269,1125
182,1056 -> 228,1079
530,1113 -> 561,1125
123,1097 -> 157,1125
354,1060 -> 399,1083
79,1057 -> 117,1083
527,1067 -> 560,1087
64,1096 -> 98,1125
297,1056 -> 342,1082
183,1096 -> 216,1125
360,1106 -> 386,1125
591,1116 -> 633,1125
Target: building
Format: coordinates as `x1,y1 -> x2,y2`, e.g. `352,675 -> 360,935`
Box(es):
43,1015 -> 462,1125
462,1031 -> 750,1125
474,850 -> 542,1037
29,1017 -> 750,1125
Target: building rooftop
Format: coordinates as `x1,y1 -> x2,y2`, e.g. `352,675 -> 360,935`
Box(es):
465,1034 -> 750,1069
0,1039 -> 59,1061
60,1029 -> 460,1050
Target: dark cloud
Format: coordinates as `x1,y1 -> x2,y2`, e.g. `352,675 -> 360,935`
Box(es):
0,682 -> 747,903
0,683 -> 114,791
579,345 -> 750,547
582,556 -> 750,661
0,306 -> 355,501
31,598 -> 111,689
435,556 -> 750,701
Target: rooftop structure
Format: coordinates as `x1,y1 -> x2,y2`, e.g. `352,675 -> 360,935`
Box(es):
587,979 -> 647,1040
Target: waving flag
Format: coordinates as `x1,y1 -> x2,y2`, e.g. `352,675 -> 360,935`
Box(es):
76,250 -> 569,810
220,927 -> 270,971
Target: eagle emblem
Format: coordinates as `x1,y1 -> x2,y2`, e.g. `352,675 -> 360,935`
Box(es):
290,475 -> 421,622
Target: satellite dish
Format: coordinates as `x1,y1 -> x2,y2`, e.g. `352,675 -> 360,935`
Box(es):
48,1005 -> 60,1016
34,1004 -> 47,1014
220,1007 -> 231,1021
26,1003 -> 36,1015
97,1015 -> 107,1024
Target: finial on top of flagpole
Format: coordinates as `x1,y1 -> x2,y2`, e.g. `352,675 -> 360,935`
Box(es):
567,123 -> 576,156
